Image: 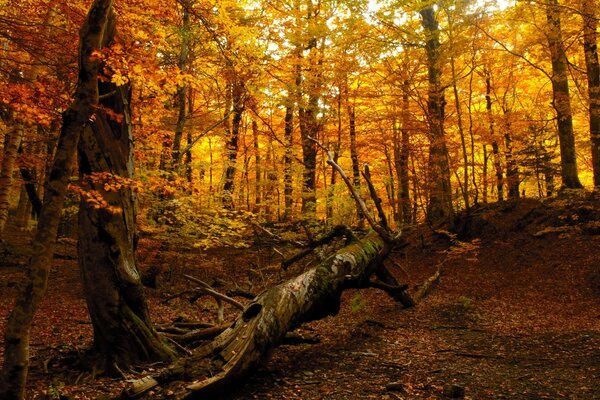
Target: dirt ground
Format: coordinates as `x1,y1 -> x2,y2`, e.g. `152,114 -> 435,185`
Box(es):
1,196 -> 599,399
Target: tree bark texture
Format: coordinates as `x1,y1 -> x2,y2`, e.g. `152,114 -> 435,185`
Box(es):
581,0 -> 600,187
222,76 -> 245,209
420,6 -> 454,222
545,0 -> 583,188
485,74 -> 504,201
0,126 -> 23,237
77,80 -> 175,368
0,1 -> 114,398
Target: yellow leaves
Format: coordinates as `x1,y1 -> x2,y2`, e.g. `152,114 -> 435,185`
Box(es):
111,73 -> 129,87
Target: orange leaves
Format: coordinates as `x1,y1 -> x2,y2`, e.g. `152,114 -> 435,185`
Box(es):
69,172 -> 140,213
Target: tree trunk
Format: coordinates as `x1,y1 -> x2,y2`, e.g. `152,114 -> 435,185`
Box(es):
545,0 -> 583,189
129,231 -> 412,399
450,55 -> 470,210
581,0 -> 600,187
420,6 -> 454,223
504,118 -> 520,199
0,126 -> 23,236
0,1 -> 114,398
486,74 -> 504,201
78,75 -> 175,369
171,8 -> 190,166
283,97 -> 294,220
299,2 -> 321,216
222,76 -> 245,209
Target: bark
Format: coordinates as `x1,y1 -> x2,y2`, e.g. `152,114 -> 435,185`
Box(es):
299,2 -> 321,215
420,6 -> 454,223
0,126 -> 23,236
450,55 -> 470,209
128,232 -> 412,399
0,1 -> 114,398
486,74 -> 504,201
395,80 -> 411,224
222,75 -> 245,209
504,122 -> 520,199
581,0 -> 600,187
171,7 -> 190,166
283,97 -> 294,221
78,78 -> 175,369
545,0 -> 583,188
252,120 -> 261,212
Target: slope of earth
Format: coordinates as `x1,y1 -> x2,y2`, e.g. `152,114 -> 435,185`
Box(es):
0,194 -> 599,399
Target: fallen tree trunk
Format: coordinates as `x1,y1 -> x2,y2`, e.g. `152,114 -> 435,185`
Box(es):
127,231 -> 411,399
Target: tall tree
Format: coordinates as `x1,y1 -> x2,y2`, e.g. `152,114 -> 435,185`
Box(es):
0,1 -> 115,398
77,70 -> 174,369
581,0 -> 600,187
420,4 -> 453,222
545,0 -> 583,188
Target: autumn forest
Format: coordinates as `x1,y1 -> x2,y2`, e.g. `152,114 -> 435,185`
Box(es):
1,0 -> 600,398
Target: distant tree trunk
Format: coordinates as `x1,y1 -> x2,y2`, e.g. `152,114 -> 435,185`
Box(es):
346,81 -> 362,224
545,0 -> 583,189
327,84 -> 343,223
222,76 -> 245,209
252,120 -> 261,213
299,2 -> 320,216
171,7 -> 190,166
0,1 -> 115,398
0,125 -> 23,236
394,79 -> 411,224
486,73 -> 504,201
581,0 -> 600,187
482,144 -> 489,203
450,55 -> 470,210
420,5 -> 453,223
504,114 -> 520,199
283,96 -> 294,221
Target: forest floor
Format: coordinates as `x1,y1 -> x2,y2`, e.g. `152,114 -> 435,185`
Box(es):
1,194 -> 599,399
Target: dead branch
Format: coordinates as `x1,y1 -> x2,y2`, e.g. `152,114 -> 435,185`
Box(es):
251,221 -> 306,247
183,274 -> 245,310
413,268 -> 441,303
361,164 -> 389,230
161,324 -> 229,345
309,136 -> 392,242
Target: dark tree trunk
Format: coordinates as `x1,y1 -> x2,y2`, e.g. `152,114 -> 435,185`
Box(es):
394,79 -> 411,224
77,24 -> 174,370
486,74 -> 504,201
504,120 -> 520,199
545,0 -> 583,189
420,6 -> 454,223
222,77 -> 245,209
171,8 -> 190,166
582,0 -> 600,187
0,2 -> 115,398
283,97 -> 294,220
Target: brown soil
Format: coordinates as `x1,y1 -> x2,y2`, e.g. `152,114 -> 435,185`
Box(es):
1,195 -> 599,399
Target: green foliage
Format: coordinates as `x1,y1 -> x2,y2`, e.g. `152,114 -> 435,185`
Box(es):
351,293 -> 366,313
147,196 -> 256,250
46,380 -> 64,399
458,295 -> 473,309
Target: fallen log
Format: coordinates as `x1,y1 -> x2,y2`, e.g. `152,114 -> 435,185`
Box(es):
126,231 -> 411,399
